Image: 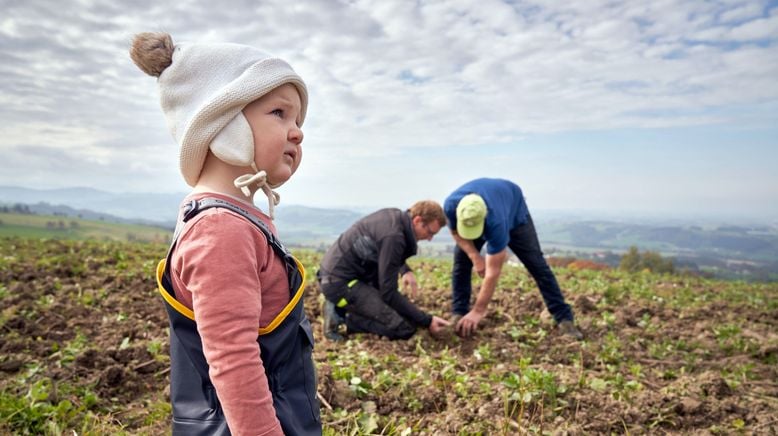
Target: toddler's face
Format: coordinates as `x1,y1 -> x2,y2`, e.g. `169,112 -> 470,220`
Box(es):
242,83 -> 304,185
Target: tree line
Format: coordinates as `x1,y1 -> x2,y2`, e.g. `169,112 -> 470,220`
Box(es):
619,246 -> 675,274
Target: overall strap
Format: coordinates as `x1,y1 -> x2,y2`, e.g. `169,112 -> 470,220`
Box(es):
166,197 -> 298,280
179,198 -> 290,256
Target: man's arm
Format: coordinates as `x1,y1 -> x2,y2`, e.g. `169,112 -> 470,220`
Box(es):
376,235 -> 407,296
451,231 -> 486,277
376,236 -> 432,327
472,249 -> 507,312
455,248 -> 507,337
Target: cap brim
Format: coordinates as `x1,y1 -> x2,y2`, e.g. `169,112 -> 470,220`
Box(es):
457,221 -> 484,240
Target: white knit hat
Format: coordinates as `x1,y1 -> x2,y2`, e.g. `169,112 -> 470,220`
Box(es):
157,41 -> 308,189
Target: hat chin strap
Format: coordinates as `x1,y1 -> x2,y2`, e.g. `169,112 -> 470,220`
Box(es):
233,163 -> 280,219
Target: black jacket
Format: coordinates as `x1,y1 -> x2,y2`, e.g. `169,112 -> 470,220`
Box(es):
319,208 -> 431,327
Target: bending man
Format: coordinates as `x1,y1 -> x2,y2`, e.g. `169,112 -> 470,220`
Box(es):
444,178 -> 583,340
318,201 -> 450,341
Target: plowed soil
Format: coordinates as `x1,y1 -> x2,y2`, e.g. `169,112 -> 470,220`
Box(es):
1,238 -> 776,434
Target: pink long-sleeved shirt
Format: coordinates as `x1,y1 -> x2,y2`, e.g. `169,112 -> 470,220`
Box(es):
170,192 -> 288,436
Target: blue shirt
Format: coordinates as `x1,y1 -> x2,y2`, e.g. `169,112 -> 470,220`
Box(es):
444,178 -> 529,254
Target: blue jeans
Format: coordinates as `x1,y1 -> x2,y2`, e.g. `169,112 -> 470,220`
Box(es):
451,214 -> 574,323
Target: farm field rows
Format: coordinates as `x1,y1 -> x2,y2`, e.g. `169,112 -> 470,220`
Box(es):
1,237 -> 776,434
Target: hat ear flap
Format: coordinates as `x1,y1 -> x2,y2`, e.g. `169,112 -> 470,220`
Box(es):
209,113 -> 254,167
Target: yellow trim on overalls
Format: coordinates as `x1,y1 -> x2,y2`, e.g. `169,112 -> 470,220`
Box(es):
156,257 -> 307,336
258,257 -> 306,335
156,259 -> 194,320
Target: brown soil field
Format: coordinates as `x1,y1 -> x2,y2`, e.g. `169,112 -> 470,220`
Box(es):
1,238 -> 776,434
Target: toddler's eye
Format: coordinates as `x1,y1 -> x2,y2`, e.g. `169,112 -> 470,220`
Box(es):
270,109 -> 284,117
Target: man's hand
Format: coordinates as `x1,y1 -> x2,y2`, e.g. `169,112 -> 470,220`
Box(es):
470,254 -> 486,278
428,316 -> 451,338
455,309 -> 485,338
401,271 -> 419,300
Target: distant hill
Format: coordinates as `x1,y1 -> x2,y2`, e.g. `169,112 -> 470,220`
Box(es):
536,219 -> 778,281
273,205 -> 361,245
0,211 -> 169,243
0,186 -> 182,224
0,186 -> 362,245
538,220 -> 778,262
1,201 -> 174,230
2,185 -> 776,281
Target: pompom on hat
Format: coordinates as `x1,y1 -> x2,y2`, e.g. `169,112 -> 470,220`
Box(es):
130,32 -> 307,217
456,193 -> 487,240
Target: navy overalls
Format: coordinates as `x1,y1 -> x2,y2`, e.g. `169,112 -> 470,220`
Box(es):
155,198 -> 321,435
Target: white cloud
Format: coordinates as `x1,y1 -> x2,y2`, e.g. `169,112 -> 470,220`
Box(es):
0,0 -> 777,218
719,2 -> 765,24
292,0 -> 778,154
728,14 -> 778,40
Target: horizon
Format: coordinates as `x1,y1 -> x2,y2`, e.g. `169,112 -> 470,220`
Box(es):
1,1 -> 777,222
1,184 -> 775,227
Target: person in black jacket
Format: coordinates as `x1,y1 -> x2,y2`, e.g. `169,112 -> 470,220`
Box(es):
318,200 -> 451,341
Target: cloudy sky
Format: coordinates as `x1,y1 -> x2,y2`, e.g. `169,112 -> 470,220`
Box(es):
2,0 -> 777,221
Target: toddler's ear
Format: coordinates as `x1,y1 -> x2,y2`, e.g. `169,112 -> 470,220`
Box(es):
209,113 -> 254,168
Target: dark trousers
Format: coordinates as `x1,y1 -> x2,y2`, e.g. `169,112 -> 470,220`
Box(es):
319,279 -> 416,340
451,214 -> 574,323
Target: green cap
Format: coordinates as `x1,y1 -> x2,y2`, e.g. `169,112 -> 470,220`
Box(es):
456,193 -> 487,240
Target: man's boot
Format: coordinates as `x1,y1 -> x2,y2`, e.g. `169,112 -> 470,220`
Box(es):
322,299 -> 345,342
558,320 -> 584,341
